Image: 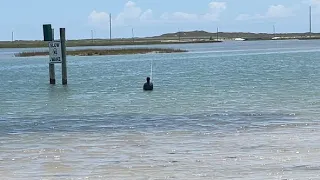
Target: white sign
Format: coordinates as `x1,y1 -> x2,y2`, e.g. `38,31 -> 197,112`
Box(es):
48,41 -> 62,63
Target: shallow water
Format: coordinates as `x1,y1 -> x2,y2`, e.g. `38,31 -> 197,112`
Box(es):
1,40 -> 320,179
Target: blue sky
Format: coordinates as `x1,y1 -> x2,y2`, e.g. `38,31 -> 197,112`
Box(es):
0,0 -> 319,40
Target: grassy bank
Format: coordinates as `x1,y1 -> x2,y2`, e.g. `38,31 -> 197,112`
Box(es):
298,37 -> 320,40
15,48 -> 188,57
4,30 -> 320,49
0,40 -> 221,49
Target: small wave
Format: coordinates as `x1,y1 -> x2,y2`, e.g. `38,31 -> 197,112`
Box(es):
0,112 -> 311,135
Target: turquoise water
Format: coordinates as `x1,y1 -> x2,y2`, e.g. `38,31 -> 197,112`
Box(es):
1,40 -> 320,179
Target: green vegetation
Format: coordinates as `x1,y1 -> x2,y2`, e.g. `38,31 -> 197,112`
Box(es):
152,30 -> 320,41
15,48 -> 188,57
3,30 -> 320,49
1,39 -> 221,49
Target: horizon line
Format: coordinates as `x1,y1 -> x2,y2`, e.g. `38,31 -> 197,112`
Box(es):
2,30 -> 320,42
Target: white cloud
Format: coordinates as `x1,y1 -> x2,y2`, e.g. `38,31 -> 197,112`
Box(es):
160,1 -> 227,22
235,14 -> 255,21
311,0 -> 320,5
88,10 -> 110,26
209,2 -> 227,14
203,2 -> 227,21
88,1 -> 226,27
236,4 -> 294,21
140,9 -> 153,21
114,1 -> 142,25
88,1 -> 152,27
159,12 -> 169,20
209,1 -> 226,10
170,12 -> 199,21
266,5 -> 294,18
301,0 -> 320,7
309,0 -> 320,14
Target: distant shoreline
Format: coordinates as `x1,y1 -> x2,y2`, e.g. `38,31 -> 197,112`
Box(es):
0,40 -> 222,49
14,48 -> 188,57
2,30 -> 320,49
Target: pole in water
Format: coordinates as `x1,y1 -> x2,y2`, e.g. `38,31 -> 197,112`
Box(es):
45,25 -> 55,84
60,28 -> 67,85
49,63 -> 55,84
49,31 -> 55,84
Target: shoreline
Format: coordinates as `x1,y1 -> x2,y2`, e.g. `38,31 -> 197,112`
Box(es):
2,36 -> 320,50
2,37 -> 319,49
0,40 -> 222,49
2,30 -> 320,49
14,48 -> 188,57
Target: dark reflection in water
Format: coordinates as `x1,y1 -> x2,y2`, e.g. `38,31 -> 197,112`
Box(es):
0,111 -> 306,135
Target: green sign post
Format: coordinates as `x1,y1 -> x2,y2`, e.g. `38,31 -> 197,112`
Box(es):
43,24 -> 67,85
43,24 -> 53,41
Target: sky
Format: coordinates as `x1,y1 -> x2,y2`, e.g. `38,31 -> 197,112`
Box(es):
1,0 -> 320,40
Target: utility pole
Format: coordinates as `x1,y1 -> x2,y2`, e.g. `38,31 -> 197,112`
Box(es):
273,25 -> 276,37
309,6 -> 312,37
11,31 -> 14,42
132,28 -> 135,43
109,13 -> 112,41
91,30 -> 94,43
216,27 -> 219,41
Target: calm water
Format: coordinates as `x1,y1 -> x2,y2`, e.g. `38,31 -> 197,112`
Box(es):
1,40 -> 320,179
